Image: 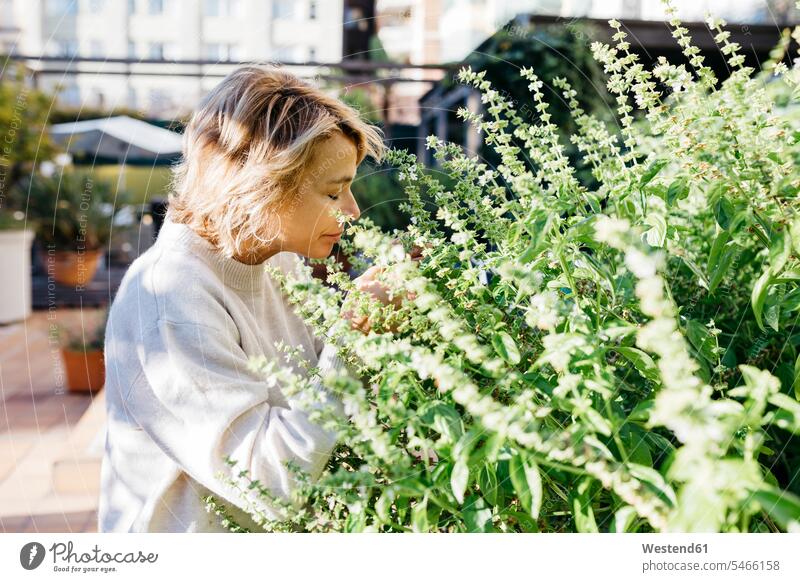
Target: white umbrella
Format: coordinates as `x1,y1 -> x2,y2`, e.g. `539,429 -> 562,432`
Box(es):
49,115 -> 183,160
49,115 -> 183,191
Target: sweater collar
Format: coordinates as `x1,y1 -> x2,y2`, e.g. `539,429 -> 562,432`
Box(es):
157,217 -> 278,291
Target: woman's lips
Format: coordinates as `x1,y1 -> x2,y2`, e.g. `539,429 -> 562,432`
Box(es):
322,232 -> 342,241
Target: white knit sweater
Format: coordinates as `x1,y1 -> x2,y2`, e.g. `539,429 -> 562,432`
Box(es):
98,217 -> 347,532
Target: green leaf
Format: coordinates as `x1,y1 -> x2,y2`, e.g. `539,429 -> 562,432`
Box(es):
504,510 -> 539,532
418,401 -> 464,443
509,452 -> 543,519
706,181 -> 727,206
768,393 -> 800,433
519,214 -> 551,263
751,488 -> 800,531
609,505 -> 639,532
783,288 -> 800,313
707,229 -> 730,273
620,423 -> 653,467
570,478 -> 598,532
763,282 -> 783,332
375,488 -> 394,524
790,217 -> 800,256
643,213 -> 667,247
685,320 -> 717,363
519,241 -> 541,264
614,346 -> 661,383
453,428 -> 482,462
583,406 -> 613,436
665,177 -> 689,206
628,399 -> 655,424
628,463 -> 677,508
678,255 -> 710,289
492,331 -> 521,365
714,196 -> 735,230
707,231 -> 740,293
751,269 -> 774,332
639,159 -> 667,187
478,464 -> 499,506
450,459 -> 470,504
411,496 -> 429,532
769,229 -> 792,274
794,353 -> 800,401
463,495 -> 494,532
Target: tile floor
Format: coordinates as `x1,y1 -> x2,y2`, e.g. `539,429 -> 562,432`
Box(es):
0,310 -> 104,533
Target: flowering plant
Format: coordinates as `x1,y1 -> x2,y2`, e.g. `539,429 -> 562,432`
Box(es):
206,2 -> 800,533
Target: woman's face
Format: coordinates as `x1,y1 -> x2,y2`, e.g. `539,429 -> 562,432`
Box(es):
274,130 -> 361,260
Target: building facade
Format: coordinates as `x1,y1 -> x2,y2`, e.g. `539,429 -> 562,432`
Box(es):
3,0 -> 344,117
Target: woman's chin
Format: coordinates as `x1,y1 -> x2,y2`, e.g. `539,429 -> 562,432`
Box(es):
304,239 -> 336,260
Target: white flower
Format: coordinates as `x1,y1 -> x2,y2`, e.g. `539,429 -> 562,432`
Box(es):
593,216 -> 631,248
624,248 -> 659,278
525,290 -> 561,331
451,232 -> 469,245
389,243 -> 406,262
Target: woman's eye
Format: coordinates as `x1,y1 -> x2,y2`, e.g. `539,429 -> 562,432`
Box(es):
327,194 -> 340,201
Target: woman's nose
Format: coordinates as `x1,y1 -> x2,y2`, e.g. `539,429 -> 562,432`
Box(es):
344,192 -> 361,222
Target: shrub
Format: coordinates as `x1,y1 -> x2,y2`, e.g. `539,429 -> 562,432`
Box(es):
207,3 -> 800,533
0,59 -> 57,202
18,170 -> 130,251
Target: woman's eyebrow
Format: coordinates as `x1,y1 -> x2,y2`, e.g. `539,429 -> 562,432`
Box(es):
328,175 -> 354,185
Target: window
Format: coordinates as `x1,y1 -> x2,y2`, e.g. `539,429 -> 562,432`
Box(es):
127,40 -> 136,58
148,88 -> 172,110
274,45 -> 295,62
204,42 -> 242,61
228,44 -> 242,61
204,0 -> 220,16
59,83 -> 81,107
89,0 -> 105,13
163,42 -> 178,60
204,0 -> 242,17
148,42 -> 164,59
127,85 -> 138,109
203,42 -> 219,59
148,0 -> 163,15
52,39 -> 79,57
308,46 -> 316,61
344,7 -> 367,31
47,0 -> 78,16
308,0 -> 316,20
91,88 -> 106,108
89,39 -> 103,57
128,0 -> 136,14
272,0 -> 293,20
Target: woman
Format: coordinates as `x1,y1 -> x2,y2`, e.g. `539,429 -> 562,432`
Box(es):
98,66 -> 392,532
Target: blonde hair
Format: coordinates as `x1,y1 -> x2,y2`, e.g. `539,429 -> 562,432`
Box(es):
167,65 -> 386,257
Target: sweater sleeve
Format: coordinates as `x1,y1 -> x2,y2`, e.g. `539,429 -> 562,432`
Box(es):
128,318 -> 348,523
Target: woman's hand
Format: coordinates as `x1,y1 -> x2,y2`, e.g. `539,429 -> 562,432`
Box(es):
342,266 -> 405,333
340,241 -> 430,334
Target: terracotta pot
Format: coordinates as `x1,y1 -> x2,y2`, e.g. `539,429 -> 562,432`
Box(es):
40,249 -> 104,287
61,349 -> 105,393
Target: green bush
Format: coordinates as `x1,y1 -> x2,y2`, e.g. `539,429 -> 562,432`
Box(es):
18,170 -> 130,251
207,5 -> 800,533
350,162 -> 410,234
0,60 -> 56,202
453,18 -> 611,188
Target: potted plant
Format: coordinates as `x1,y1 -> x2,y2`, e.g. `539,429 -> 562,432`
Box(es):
0,210 -> 37,323
19,170 -> 127,287
56,308 -> 107,393
0,60 -> 55,321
